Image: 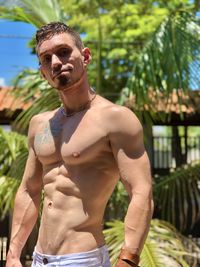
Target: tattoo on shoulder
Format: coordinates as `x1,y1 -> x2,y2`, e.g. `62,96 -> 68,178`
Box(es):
34,118 -> 63,147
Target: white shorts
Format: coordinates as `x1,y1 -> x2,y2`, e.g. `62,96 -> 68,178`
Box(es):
31,245 -> 111,267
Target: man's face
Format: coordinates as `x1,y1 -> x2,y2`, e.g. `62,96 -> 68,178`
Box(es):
37,33 -> 90,90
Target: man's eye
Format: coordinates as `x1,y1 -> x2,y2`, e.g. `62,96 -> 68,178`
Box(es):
58,49 -> 69,57
42,56 -> 51,64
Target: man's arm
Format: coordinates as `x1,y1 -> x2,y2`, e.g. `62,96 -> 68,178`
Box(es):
109,106 -> 154,267
6,116 -> 43,267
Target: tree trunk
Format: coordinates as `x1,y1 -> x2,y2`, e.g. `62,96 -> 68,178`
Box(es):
172,126 -> 183,167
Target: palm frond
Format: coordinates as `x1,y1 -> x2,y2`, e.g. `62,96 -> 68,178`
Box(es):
0,128 -> 27,175
104,219 -> 200,267
0,0 -> 65,27
14,87 -> 60,131
12,68 -> 46,100
0,176 -> 20,219
9,69 -> 61,131
0,128 -> 28,218
154,162 -> 200,232
104,220 -> 124,264
121,12 -> 200,120
105,181 -> 129,221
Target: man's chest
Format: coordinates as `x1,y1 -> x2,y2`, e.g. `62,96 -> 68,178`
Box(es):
34,114 -> 110,165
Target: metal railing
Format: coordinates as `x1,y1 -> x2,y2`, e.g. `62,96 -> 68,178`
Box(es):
0,237 -> 7,267
152,136 -> 200,170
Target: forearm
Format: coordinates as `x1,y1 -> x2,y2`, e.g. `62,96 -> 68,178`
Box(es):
123,191 -> 153,255
115,192 -> 153,267
7,187 -> 41,259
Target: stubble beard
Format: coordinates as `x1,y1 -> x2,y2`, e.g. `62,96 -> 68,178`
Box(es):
57,74 -> 70,89
54,69 -> 85,92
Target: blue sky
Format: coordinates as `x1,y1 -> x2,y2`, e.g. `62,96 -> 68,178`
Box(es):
0,19 -> 38,86
0,16 -> 199,89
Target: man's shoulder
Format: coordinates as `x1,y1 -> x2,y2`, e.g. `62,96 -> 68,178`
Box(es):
28,109 -> 58,137
96,95 -> 129,115
30,109 -> 58,125
98,98 -> 137,122
97,98 -> 142,134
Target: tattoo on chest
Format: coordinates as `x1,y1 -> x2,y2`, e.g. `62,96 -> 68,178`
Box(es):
35,119 -> 63,148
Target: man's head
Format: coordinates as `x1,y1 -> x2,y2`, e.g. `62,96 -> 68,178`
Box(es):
36,22 -> 84,52
35,22 -> 91,91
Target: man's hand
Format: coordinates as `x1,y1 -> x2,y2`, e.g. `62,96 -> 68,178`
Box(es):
115,258 -> 139,267
6,252 -> 22,267
6,259 -> 22,267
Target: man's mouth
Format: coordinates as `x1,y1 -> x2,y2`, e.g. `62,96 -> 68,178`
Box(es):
53,68 -> 72,79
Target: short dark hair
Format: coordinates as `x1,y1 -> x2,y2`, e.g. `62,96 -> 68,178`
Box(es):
35,22 -> 84,50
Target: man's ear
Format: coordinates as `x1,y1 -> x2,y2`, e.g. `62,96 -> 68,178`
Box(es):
82,47 -> 92,66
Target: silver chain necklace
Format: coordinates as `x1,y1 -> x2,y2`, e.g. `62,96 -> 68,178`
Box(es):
60,93 -> 96,117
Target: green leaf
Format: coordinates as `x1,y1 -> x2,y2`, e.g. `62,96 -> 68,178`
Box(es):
154,163 -> 200,232
0,128 -> 28,219
104,219 -> 199,267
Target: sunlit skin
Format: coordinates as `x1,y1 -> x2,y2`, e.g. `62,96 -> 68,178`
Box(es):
38,34 -> 87,90
6,33 -> 153,267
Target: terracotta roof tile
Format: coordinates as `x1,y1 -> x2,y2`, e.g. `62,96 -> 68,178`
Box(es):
0,86 -> 30,111
125,89 -> 200,114
1,86 -> 200,115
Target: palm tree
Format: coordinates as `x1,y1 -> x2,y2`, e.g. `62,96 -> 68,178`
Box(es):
0,128 -> 28,218
0,0 -> 200,266
118,12 -> 200,123
104,219 -> 200,267
1,126 -> 200,266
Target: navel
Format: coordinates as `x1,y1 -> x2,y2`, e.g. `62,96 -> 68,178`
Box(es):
48,201 -> 53,209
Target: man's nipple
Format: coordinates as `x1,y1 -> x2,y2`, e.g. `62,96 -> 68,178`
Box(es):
72,152 -> 80,158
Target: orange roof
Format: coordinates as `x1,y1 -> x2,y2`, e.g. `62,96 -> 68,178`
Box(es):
0,86 -> 30,111
125,89 -> 200,114
1,86 -> 200,115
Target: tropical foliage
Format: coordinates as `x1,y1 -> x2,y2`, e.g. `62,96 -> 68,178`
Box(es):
0,0 -> 200,266
104,219 -> 200,267
105,161 -> 200,233
1,126 -> 200,265
1,0 -> 199,100
154,163 -> 200,233
0,128 -> 27,218
0,0 -> 64,27
2,14 -> 199,131
122,13 -> 200,108
11,69 -> 60,131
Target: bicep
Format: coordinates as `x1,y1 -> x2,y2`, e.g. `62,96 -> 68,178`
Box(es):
109,109 -> 152,196
112,144 -> 151,196
19,146 -> 43,198
19,115 -> 43,196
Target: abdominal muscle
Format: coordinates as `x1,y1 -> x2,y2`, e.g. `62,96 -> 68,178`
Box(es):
35,164 -> 117,255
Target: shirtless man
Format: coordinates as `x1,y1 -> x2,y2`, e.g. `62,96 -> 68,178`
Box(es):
6,22 -> 153,267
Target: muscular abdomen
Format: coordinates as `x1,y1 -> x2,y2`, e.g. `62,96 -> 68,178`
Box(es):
36,161 -> 118,255
34,108 -> 119,254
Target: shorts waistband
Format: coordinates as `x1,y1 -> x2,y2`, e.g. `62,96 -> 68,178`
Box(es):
33,245 -> 109,264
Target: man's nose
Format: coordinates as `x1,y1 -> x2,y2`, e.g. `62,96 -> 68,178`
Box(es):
51,54 -> 62,70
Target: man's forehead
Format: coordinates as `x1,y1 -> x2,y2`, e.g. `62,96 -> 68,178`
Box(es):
37,33 -> 76,56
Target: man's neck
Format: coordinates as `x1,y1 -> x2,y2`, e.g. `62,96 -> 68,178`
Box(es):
58,75 -> 95,114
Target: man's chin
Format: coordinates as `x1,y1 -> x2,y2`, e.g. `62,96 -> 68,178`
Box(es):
52,77 -> 72,91
55,83 -> 71,91
51,70 -> 85,92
